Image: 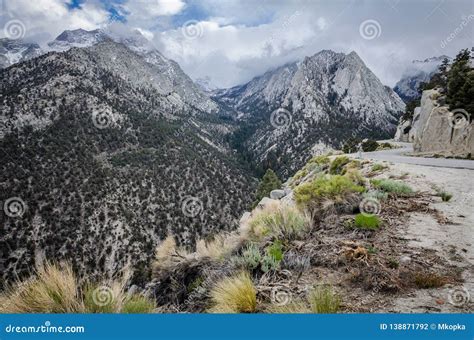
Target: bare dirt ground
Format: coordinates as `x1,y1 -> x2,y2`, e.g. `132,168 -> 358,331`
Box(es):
369,161 -> 473,312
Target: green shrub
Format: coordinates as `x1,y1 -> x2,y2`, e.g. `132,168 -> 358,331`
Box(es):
361,140 -> 379,152
308,285 -> 341,313
354,214 -> 381,230
308,155 -> 330,166
329,156 -> 350,175
294,175 -> 365,206
121,295 -> 156,313
237,241 -> 283,273
371,179 -> 413,195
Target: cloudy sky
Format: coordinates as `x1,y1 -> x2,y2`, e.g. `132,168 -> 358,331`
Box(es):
1,0 -> 473,88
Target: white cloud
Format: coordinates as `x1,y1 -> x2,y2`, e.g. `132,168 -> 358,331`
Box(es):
1,0 -> 109,44
124,0 -> 185,19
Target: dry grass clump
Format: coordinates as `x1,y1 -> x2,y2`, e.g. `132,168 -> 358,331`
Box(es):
247,202 -> 311,240
308,285 -> 341,313
208,271 -> 257,313
0,262 -> 156,314
414,272 -> 447,289
196,233 -> 241,261
0,262 -> 83,313
265,300 -> 311,313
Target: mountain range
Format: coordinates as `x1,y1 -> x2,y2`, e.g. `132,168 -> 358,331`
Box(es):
0,28 -> 405,285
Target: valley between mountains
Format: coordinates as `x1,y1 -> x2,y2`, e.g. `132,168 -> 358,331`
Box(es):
0,28 -> 472,313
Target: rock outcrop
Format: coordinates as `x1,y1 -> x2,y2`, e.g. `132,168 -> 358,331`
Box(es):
395,88 -> 473,157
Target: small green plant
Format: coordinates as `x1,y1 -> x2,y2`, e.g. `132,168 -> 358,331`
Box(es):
238,243 -> 262,270
329,156 -> 350,175
387,258 -> 399,269
371,163 -> 387,172
354,214 -> 380,230
295,175 -> 365,206
265,240 -> 283,262
437,191 -> 453,202
121,295 -> 156,313
366,245 -> 379,254
209,271 -> 257,313
371,179 -> 413,196
308,285 -> 341,313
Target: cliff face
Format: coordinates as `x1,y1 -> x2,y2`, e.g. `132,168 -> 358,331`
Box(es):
395,89 -> 473,157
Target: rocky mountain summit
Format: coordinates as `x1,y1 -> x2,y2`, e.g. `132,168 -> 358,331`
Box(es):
0,38 -> 43,69
216,50 -> 405,177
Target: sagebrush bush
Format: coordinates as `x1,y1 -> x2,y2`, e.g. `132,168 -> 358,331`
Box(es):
236,241 -> 283,273
294,175 -> 365,206
248,203 -> 311,240
354,213 -> 381,230
363,190 -> 388,201
308,285 -> 341,313
237,243 -> 262,270
209,271 -> 257,313
371,179 -> 413,195
329,156 -> 350,175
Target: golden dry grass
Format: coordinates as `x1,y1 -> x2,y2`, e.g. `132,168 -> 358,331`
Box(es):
265,300 -> 311,313
209,271 -> 257,313
0,262 -> 83,313
0,263 -> 156,314
247,202 -> 311,240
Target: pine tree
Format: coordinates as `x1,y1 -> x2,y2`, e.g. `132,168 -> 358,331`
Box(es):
252,169 -> 282,207
447,48 -> 473,114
